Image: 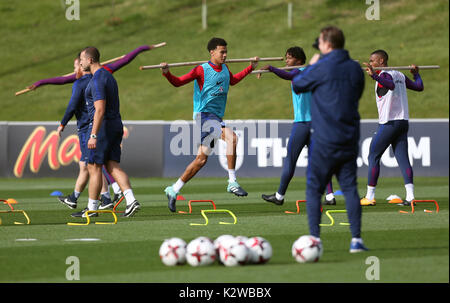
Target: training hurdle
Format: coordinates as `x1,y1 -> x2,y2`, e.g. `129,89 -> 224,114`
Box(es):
0,199 -> 31,225
178,200 -> 217,214
67,210 -> 118,226
319,210 -> 349,227
284,200 -> 323,214
113,196 -> 125,213
399,200 -> 439,214
285,200 -> 305,214
190,209 -> 237,226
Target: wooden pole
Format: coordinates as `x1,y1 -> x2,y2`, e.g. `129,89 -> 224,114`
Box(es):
252,64 -> 440,75
202,0 -> 207,30
140,57 -> 284,70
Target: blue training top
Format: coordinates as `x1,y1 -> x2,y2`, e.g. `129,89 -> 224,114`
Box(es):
291,67 -> 311,122
85,68 -> 122,124
193,62 -> 230,119
60,74 -> 92,132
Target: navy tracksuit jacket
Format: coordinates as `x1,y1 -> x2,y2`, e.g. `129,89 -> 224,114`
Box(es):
292,49 -> 365,238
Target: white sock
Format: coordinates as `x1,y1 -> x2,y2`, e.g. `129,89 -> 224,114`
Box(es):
351,237 -> 363,244
101,191 -> 111,199
228,169 -> 236,183
405,183 -> 414,202
111,182 -> 121,194
73,191 -> 81,199
88,198 -> 99,210
365,186 -> 376,200
123,189 -> 136,205
326,193 -> 335,201
172,178 -> 185,193
275,192 -> 284,200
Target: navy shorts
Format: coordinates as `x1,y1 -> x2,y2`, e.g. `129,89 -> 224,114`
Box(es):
88,120 -> 123,165
78,129 -> 89,163
195,112 -> 225,149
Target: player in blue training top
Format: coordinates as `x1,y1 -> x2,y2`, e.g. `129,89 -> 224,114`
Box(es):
77,46 -> 140,218
56,55 -> 114,211
257,46 -> 337,206
55,46 -> 153,211
160,37 -> 259,213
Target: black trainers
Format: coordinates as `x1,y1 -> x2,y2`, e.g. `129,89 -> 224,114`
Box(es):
99,194 -> 114,210
122,200 -> 141,217
262,193 -> 284,205
398,200 -> 415,206
58,195 -> 77,209
323,197 -> 336,205
112,192 -> 123,204
70,208 -> 99,218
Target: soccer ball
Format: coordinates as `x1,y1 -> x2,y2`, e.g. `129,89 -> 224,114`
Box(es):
235,235 -> 249,244
245,236 -> 272,264
186,237 -> 216,266
219,237 -> 249,267
159,237 -> 187,266
292,235 -> 323,263
214,234 -> 235,257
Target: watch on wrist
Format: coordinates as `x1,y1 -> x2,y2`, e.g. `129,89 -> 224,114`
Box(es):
90,134 -> 97,139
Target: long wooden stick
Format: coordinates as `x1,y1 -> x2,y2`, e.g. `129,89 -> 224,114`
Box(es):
372,65 -> 440,71
252,64 -> 440,75
139,57 -> 284,70
15,42 -> 167,96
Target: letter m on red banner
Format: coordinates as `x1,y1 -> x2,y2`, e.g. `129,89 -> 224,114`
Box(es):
13,126 -> 80,178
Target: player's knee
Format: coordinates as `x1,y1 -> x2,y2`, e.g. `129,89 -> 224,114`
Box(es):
195,155 -> 208,167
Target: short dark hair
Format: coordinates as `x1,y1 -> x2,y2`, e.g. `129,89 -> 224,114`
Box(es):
207,37 -> 227,52
82,46 -> 100,63
320,26 -> 345,49
371,49 -> 389,64
286,46 -> 306,64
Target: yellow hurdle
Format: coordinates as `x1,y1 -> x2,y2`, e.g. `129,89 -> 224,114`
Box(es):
67,210 -> 118,226
319,210 -> 349,227
190,209 -> 237,226
0,210 -> 31,225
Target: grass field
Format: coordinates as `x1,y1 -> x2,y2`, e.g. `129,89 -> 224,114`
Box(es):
1,0 -> 448,121
0,176 -> 448,283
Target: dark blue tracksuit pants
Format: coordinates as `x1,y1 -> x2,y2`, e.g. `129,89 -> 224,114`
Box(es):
278,122 -> 333,196
368,120 -> 413,186
306,139 -> 361,238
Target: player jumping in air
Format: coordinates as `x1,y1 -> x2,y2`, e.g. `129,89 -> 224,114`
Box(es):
160,37 -> 259,212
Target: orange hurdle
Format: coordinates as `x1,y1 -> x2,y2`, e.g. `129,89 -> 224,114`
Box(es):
285,200 -> 323,214
178,200 -> 216,214
398,200 -> 439,214
285,200 -> 305,214
411,200 -> 439,213
113,196 -> 125,213
1,199 -> 18,210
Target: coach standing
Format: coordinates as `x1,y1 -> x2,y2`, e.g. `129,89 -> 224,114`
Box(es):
292,26 -> 368,253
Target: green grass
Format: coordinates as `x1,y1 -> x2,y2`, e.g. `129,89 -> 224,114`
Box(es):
0,0 -> 448,121
0,176 -> 448,283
